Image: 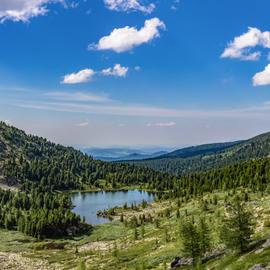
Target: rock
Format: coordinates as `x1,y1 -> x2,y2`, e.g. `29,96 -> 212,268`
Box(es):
170,257 -> 193,268
249,264 -> 269,270
262,239 -> 270,249
255,238 -> 270,254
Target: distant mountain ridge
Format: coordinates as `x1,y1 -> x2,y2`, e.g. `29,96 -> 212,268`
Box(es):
125,131 -> 270,175
145,141 -> 242,160
82,147 -> 169,161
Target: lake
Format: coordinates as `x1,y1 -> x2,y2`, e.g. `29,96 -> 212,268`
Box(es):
71,190 -> 156,225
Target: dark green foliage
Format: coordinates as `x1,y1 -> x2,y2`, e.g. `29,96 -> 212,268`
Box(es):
0,122 -> 174,192
180,217 -> 201,264
0,189 -> 89,238
180,216 -> 211,265
220,196 -> 254,253
127,131 -> 270,175
147,158 -> 270,199
198,217 -> 211,255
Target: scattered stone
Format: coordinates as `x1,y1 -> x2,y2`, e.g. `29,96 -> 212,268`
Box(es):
170,257 -> 193,268
0,252 -> 62,270
249,264 -> 269,270
255,238 -> 270,254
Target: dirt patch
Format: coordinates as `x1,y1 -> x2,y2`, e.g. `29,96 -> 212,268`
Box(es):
0,252 -> 63,270
0,176 -> 19,191
79,241 -> 112,252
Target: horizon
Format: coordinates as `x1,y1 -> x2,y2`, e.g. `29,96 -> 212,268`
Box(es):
1,0 -> 270,146
1,119 -> 262,151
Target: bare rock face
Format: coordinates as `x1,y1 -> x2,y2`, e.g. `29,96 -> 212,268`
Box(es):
249,264 -> 270,270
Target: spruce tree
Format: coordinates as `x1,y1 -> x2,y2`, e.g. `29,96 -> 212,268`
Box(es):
180,217 -> 201,265
220,196 -> 254,253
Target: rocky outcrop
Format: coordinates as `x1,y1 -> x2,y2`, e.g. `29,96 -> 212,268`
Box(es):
249,264 -> 270,270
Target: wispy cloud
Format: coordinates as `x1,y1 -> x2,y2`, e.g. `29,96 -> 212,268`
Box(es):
171,0 -> 180,11
147,121 -> 176,127
44,91 -> 110,102
101,64 -> 129,77
77,122 -> 89,127
17,100 -> 270,119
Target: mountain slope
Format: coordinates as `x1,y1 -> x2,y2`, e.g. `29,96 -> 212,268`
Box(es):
0,122 -> 172,191
126,131 -> 270,175
153,141 -> 241,159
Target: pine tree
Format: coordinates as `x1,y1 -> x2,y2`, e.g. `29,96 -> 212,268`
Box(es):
198,217 -> 211,255
180,217 -> 201,265
220,196 -> 254,253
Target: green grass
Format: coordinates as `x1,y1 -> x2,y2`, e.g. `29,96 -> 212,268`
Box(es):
2,190 -> 270,269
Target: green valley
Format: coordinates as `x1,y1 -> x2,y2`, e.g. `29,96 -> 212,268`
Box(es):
1,123 -> 270,269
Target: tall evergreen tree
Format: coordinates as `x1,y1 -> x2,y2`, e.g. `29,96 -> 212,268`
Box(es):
220,196 -> 254,253
180,217 -> 201,265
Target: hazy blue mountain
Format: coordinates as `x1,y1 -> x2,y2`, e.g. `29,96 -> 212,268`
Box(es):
82,147 -> 170,161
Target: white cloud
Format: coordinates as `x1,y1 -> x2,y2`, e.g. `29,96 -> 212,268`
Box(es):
16,97 -> 270,119
221,27 -> 270,61
147,121 -> 176,127
134,66 -> 141,71
253,64 -> 270,86
101,64 -> 129,77
90,17 -> 165,53
104,0 -> 155,14
77,122 -> 89,127
61,69 -> 95,84
0,0 -> 66,23
45,91 -> 109,102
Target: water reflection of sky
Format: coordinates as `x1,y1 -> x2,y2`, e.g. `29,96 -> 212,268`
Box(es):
71,190 -> 155,225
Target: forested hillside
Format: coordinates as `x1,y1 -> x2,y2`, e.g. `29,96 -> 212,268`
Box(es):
127,132 -> 270,175
0,122 -> 174,238
0,122 -> 172,191
146,157 -> 270,200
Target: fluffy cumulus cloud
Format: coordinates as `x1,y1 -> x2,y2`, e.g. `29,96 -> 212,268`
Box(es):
104,0 -> 155,14
101,64 -> 129,77
253,64 -> 270,86
221,27 -> 270,61
90,17 -> 165,53
0,0 -> 66,22
61,69 -> 95,84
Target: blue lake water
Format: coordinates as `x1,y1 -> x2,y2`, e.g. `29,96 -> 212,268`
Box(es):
71,190 -> 156,225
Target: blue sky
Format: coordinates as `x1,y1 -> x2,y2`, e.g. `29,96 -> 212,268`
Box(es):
1,0 -> 270,147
